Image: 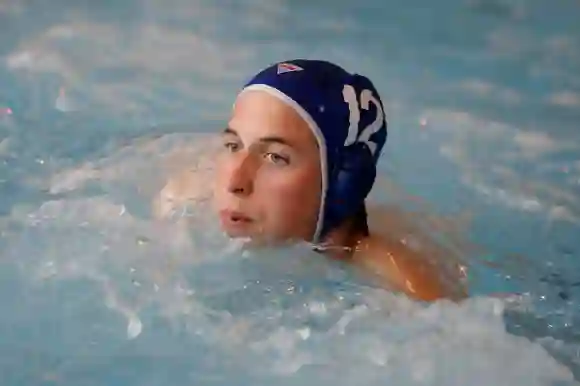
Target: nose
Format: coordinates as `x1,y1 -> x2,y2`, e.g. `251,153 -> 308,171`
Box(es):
226,152 -> 255,196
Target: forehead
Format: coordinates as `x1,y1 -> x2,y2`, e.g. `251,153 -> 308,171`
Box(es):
228,90 -> 318,147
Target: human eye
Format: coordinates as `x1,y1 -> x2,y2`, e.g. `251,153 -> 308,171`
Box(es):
264,152 -> 290,166
223,140 -> 241,152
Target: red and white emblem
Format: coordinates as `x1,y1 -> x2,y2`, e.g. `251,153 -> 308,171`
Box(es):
276,62 -> 304,75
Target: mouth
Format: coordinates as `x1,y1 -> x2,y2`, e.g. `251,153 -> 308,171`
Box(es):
221,209 -> 252,222
219,209 -> 255,234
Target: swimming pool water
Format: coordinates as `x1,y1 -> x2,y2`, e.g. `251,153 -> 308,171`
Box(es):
1,0 -> 579,384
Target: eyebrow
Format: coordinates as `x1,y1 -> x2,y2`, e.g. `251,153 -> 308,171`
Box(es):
222,127 -> 295,148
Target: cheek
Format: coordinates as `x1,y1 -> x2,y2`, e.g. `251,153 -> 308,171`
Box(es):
260,170 -> 321,230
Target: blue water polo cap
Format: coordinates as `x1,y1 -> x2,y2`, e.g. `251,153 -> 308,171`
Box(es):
238,59 -> 388,242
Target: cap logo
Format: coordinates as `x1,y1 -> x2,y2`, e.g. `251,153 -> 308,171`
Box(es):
277,62 -> 304,75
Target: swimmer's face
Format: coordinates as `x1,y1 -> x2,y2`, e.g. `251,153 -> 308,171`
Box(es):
213,90 -> 322,243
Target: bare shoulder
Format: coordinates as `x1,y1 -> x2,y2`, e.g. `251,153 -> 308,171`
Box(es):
356,236 -> 466,301
151,135 -> 220,219
356,204 -> 470,302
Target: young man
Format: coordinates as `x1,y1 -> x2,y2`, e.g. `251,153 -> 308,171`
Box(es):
211,59 -> 466,301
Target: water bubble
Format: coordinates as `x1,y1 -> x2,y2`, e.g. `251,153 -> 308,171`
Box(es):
127,315 -> 143,340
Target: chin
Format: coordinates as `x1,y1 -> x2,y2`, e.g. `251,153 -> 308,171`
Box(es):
220,229 -> 281,246
221,227 -> 255,239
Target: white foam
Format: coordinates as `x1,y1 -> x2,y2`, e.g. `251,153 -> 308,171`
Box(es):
1,133 -> 578,385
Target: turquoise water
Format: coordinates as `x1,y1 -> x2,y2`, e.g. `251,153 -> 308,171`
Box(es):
1,0 -> 580,384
